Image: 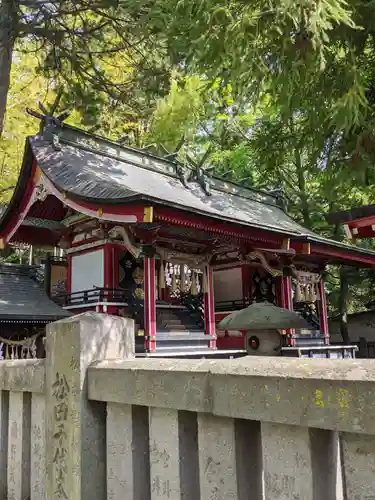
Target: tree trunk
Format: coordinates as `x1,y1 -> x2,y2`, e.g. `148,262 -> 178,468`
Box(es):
339,266 -> 350,344
0,0 -> 18,136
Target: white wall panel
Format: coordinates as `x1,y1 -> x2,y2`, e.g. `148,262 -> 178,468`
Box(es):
71,249 -> 104,293
213,267 -> 243,302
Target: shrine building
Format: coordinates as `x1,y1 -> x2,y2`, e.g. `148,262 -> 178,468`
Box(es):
326,204 -> 375,240
1,115 -> 375,355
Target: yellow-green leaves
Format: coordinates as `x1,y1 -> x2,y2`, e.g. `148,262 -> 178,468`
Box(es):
331,82 -> 368,133
147,74 -> 207,151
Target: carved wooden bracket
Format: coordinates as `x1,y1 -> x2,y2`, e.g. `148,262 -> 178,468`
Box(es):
108,226 -> 142,258
245,251 -> 283,277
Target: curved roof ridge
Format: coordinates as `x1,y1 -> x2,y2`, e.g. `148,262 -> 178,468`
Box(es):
57,123 -> 282,209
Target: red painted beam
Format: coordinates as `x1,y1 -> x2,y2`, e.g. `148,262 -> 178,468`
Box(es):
289,240 -> 311,254
155,207 -> 283,246
348,215 -> 375,229
348,225 -> 375,239
290,239 -> 375,266
311,244 -> 375,266
69,197 -> 147,218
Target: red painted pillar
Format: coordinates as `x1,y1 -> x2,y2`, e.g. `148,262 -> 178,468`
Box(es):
318,278 -> 329,345
103,243 -> 113,290
104,243 -> 120,314
204,265 -> 216,349
103,243 -> 116,312
241,265 -> 251,303
279,275 -> 295,346
144,256 -> 157,352
66,254 -> 72,295
112,246 -> 120,289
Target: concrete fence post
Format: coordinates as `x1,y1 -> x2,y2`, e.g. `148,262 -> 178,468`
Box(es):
45,312 -> 135,500
341,432 -> 375,499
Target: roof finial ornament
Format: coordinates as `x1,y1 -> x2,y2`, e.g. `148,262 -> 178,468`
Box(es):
168,136 -> 191,189
26,93 -> 70,151
186,146 -> 214,196
143,137 -> 214,195
269,187 -> 288,210
164,135 -> 185,162
153,136 -> 190,189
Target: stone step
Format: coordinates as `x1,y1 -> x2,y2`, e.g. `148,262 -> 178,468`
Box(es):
157,310 -> 202,332
162,318 -> 183,325
158,315 -> 187,322
162,324 -> 187,331
156,330 -> 207,339
161,320 -> 201,329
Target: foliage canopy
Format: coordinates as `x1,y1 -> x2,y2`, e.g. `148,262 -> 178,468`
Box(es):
2,0 -> 375,328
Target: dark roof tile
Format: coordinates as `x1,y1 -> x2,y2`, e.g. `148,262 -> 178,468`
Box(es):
30,135 -> 314,237
27,131 -> 375,259
0,263 -> 70,321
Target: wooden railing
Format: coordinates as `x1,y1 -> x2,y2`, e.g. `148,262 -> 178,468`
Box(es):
54,287 -> 131,307
214,298 -> 252,312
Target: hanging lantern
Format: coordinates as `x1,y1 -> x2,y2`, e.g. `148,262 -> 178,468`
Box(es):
295,283 -> 303,302
159,260 -> 166,290
310,284 -> 317,303
180,264 -> 185,293
171,267 -> 177,292
306,285 -> 314,303
202,267 -> 209,293
190,271 -> 197,296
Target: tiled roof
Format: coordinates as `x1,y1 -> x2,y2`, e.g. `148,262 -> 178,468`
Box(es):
0,263 -> 70,322
27,127 -> 375,260
29,131 -> 316,237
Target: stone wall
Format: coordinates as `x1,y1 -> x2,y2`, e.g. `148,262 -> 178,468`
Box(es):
1,312 -> 375,499
0,312 -> 135,500
330,309 -> 375,342
88,356 -> 375,500
0,359 -> 45,500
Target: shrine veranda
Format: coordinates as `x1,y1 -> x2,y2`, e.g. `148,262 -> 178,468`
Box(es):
1,117 -> 375,355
